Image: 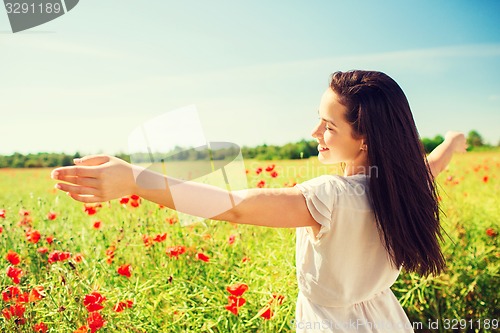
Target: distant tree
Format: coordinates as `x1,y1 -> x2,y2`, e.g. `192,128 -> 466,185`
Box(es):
46,154 -> 60,167
24,159 -> 43,168
60,155 -> 72,166
467,130 -> 484,147
421,135 -> 444,154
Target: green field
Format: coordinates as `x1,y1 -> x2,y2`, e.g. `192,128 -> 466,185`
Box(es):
0,152 -> 498,332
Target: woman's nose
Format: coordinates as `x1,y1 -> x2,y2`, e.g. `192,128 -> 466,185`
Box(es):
311,121 -> 323,139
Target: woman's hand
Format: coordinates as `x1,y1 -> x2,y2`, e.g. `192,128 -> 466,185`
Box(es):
51,155 -> 137,203
427,131 -> 467,178
444,131 -> 467,153
51,156 -> 320,230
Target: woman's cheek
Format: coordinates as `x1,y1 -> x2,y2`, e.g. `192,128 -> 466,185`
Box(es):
324,131 -> 335,146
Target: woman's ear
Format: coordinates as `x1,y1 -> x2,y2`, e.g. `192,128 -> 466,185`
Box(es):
360,138 -> 368,151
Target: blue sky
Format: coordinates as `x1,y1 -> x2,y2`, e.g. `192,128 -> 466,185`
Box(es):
1,0 -> 499,155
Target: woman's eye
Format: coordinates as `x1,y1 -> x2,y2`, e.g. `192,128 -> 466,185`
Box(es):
325,124 -> 332,131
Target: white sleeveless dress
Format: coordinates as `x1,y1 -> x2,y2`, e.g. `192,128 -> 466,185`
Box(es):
294,175 -> 414,332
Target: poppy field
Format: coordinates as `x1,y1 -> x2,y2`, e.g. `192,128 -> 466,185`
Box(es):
0,151 -> 498,332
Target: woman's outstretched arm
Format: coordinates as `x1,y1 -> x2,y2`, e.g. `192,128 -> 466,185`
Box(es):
51,156 -> 320,231
427,131 -> 467,178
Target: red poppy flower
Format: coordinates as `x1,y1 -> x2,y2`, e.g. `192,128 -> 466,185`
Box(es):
18,209 -> 32,226
60,251 -> 71,261
255,167 -> 263,175
74,326 -> 90,333
483,176 -> 489,183
6,266 -> 23,284
486,228 -> 498,237
29,286 -> 45,302
84,291 -> 107,305
226,283 -> 248,297
26,229 -> 41,244
46,235 -> 54,244
226,234 -> 235,245
271,293 -> 285,305
258,293 -> 285,320
2,308 -> 10,320
117,264 -> 132,278
0,209 -> 5,218
113,300 -> 133,312
33,322 -> 48,333
153,233 -> 167,242
196,252 -> 210,262
19,209 -> 30,216
17,292 -> 29,303
37,247 -> 49,254
142,235 -> 153,247
0,226 -> 3,234
258,305 -> 273,320
166,245 -> 186,258
225,304 -> 238,315
73,253 -> 84,263
270,171 -> 278,178
167,217 -> 178,225
241,256 -> 250,263
87,311 -> 106,332
93,221 -> 102,229
85,303 -> 104,313
265,164 -> 275,172
47,212 -> 57,220
119,197 -> 130,205
228,295 -> 246,307
2,286 -> 21,302
48,250 -> 71,264
129,195 -> 141,208
225,295 -> 246,315
84,291 -> 106,312
105,245 -> 116,265
6,250 -> 21,266
84,204 -> 98,215
2,303 -> 26,320
257,180 -> 266,188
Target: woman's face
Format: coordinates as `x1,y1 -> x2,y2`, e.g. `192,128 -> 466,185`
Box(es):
311,88 -> 365,165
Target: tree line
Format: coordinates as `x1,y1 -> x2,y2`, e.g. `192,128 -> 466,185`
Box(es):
0,130 -> 495,168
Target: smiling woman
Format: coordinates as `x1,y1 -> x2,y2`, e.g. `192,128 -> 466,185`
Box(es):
51,70 -> 467,333
312,89 -> 368,171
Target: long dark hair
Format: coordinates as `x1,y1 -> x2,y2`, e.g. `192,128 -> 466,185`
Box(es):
330,70 -> 445,276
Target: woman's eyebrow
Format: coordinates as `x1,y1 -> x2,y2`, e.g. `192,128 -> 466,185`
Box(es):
317,110 -> 337,126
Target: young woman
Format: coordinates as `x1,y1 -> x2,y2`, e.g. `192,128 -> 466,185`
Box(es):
52,70 -> 466,332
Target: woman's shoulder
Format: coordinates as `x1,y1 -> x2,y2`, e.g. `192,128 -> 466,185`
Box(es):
296,174 -> 371,210
298,174 -> 369,192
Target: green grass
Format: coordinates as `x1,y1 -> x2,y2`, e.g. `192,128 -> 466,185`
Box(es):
0,152 -> 498,332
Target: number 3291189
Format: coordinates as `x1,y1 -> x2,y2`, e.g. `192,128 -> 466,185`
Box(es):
5,2 -> 62,14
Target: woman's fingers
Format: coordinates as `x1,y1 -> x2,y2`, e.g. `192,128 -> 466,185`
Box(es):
51,166 -> 99,180
55,175 -> 100,188
56,182 -> 101,197
74,155 -> 111,166
66,193 -> 103,203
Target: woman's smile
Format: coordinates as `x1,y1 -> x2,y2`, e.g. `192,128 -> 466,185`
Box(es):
318,145 -> 330,152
